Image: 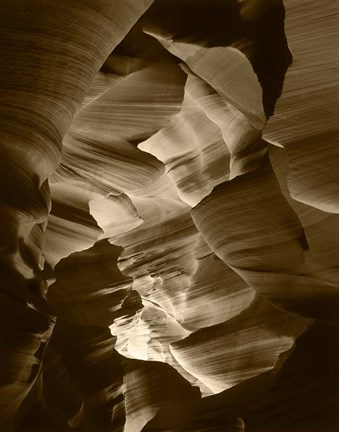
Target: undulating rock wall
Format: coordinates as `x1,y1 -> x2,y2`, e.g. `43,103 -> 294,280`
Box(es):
0,1 -> 338,431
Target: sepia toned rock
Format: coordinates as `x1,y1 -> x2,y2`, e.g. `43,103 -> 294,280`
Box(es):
0,1 -> 338,431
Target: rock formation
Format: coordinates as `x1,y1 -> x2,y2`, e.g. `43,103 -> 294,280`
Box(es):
0,0 -> 338,431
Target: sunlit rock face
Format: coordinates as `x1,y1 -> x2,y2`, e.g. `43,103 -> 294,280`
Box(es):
0,1 -> 338,431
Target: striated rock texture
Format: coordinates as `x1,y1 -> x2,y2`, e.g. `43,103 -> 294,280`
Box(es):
0,0 -> 338,431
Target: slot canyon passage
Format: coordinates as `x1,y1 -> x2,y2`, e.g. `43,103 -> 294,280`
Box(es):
0,0 -> 339,430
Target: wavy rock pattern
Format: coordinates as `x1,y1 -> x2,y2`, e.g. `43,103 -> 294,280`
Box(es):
0,0 -> 338,431
264,0 -> 339,212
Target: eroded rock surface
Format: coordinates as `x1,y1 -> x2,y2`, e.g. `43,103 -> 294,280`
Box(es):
0,1 -> 338,431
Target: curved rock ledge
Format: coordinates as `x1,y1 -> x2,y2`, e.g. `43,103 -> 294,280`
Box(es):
0,1 -> 338,431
